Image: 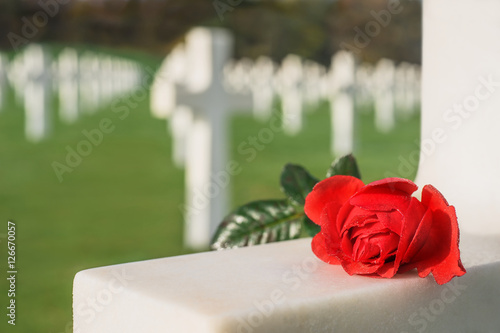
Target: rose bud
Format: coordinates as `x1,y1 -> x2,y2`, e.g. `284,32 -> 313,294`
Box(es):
305,176 -> 466,285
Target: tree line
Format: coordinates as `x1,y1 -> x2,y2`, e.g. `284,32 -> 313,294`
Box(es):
0,0 -> 421,64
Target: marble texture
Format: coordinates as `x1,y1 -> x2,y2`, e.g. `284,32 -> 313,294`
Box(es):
415,0 -> 500,235
73,234 -> 500,333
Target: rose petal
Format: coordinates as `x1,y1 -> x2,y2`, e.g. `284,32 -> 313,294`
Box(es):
376,211 -> 404,235
371,232 -> 399,260
336,200 -> 356,235
311,232 -> 341,265
378,198 -> 426,278
341,206 -> 377,233
319,203 -> 343,251
350,178 -> 418,213
352,231 -> 398,264
338,252 -> 384,275
401,206 -> 433,264
368,177 -> 419,194
404,185 -> 466,285
311,202 -> 348,265
349,221 -> 387,239
340,226 -> 354,257
304,175 -> 364,225
352,236 -> 380,261
376,259 -> 399,278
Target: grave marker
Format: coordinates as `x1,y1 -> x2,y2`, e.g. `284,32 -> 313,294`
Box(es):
373,58 -> 396,133
415,0 -> 500,235
278,55 -> 304,135
57,48 -> 80,124
329,51 -> 356,156
0,54 -> 8,111
175,28 -> 252,249
8,50 -> 29,106
24,44 -> 52,143
79,53 -> 98,113
169,105 -> 193,168
250,56 -> 276,121
150,47 -> 184,119
303,60 -> 326,110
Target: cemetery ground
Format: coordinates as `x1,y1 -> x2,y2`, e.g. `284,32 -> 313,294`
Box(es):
0,50 -> 419,332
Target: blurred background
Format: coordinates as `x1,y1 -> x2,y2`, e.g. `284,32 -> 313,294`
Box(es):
0,0 -> 421,332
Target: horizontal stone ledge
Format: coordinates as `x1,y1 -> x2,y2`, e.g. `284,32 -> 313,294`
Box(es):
73,233 -> 500,333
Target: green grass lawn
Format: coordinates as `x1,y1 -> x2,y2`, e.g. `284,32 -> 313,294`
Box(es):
0,46 -> 420,333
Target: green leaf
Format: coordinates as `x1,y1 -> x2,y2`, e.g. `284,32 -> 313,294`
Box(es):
280,164 -> 319,206
326,154 -> 362,179
303,216 -> 321,237
210,200 -> 303,250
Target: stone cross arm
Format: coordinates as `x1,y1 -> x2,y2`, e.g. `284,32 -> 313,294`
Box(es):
73,234 -> 500,332
176,85 -> 253,115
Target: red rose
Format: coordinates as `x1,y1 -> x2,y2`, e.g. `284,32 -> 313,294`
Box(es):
305,176 -> 466,285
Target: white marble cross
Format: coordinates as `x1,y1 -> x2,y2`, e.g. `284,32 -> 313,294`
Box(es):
223,56 -> 276,121
373,58 -> 396,133
73,236 -> 500,333
4,46 -> 142,142
393,62 -> 420,120
404,64 -> 420,115
175,27 -> 253,249
355,63 -> 374,109
115,59 -> 141,99
150,29 -> 256,248
249,56 -> 276,121
8,50 -> 29,106
223,58 -> 253,95
78,53 -> 100,113
303,60 -> 326,110
394,62 -> 407,113
74,53 -> 142,115
169,105 -> 193,168
0,52 -> 8,112
24,44 -> 52,143
150,46 -> 190,167
150,46 -> 185,120
415,0 -> 500,236
329,51 -> 356,157
278,55 -> 304,135
98,56 -> 114,105
57,48 -> 80,124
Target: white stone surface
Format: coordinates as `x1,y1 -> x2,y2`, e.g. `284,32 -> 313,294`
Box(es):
415,0 -> 500,235
73,233 -> 500,333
